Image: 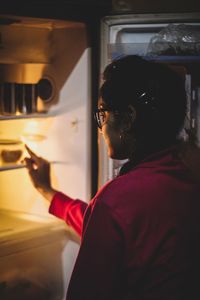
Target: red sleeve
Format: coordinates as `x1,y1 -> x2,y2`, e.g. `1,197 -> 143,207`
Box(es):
66,200 -> 125,300
49,192 -> 88,237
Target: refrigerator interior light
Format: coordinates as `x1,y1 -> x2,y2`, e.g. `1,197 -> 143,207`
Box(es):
21,133 -> 46,142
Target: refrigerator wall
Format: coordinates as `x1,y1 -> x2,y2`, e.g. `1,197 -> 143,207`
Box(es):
0,15 -> 91,299
99,12 -> 200,187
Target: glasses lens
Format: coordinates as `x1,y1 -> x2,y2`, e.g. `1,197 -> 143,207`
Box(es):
94,109 -> 107,129
94,112 -> 101,129
94,111 -> 101,129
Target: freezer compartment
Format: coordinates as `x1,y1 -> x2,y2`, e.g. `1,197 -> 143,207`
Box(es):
0,209 -> 70,300
108,23 -> 200,60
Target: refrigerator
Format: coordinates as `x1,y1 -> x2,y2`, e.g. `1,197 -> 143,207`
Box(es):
98,11 -> 200,187
0,15 -> 91,300
0,9 -> 200,300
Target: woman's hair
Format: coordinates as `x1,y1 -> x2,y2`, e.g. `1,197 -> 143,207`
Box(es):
100,55 -> 187,148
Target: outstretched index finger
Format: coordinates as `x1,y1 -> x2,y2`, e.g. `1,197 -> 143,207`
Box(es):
25,144 -> 40,163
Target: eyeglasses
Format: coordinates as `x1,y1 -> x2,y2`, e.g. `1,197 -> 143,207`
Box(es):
94,108 -> 120,129
93,108 -> 110,129
94,106 -> 131,129
94,92 -> 157,129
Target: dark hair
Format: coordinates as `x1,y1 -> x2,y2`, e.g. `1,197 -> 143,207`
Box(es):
100,55 -> 186,148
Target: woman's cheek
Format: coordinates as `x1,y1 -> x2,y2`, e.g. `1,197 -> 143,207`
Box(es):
102,125 -> 113,156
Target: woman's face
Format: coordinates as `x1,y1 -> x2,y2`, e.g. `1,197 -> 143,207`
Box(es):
98,98 -> 133,160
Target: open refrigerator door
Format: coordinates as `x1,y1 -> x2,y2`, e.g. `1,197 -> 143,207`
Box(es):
99,12 -> 200,187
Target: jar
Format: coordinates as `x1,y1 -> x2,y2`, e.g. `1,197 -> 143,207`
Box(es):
0,139 -> 24,166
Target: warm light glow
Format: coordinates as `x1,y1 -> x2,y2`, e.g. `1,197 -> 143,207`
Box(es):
21,119 -> 52,139
0,118 -> 54,164
0,116 -> 57,216
24,120 -> 40,132
21,64 -> 47,83
0,168 -> 52,216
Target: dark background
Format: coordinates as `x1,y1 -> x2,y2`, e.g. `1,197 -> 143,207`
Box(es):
0,0 -> 199,22
0,0 -> 111,22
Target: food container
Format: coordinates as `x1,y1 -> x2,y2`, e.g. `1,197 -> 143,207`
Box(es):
0,139 -> 24,167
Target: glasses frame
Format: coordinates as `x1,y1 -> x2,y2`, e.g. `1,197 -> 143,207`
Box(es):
93,108 -> 111,129
94,91 -> 156,129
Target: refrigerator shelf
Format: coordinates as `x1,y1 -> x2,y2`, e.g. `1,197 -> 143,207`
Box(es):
144,55 -> 200,62
0,164 -> 26,171
111,50 -> 200,62
0,160 -> 67,171
0,112 -> 54,121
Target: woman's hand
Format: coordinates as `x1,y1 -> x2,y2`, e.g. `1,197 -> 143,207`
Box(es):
24,145 -> 57,201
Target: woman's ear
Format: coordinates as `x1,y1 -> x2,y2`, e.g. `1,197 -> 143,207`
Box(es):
121,105 -> 136,132
128,105 -> 136,124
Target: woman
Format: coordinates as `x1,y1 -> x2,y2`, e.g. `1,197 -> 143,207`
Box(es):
25,55 -> 200,300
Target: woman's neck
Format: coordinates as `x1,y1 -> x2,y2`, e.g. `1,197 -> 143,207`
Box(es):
120,139 -> 178,175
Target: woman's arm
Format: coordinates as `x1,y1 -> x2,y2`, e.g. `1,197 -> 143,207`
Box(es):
24,145 -> 57,201
49,192 -> 88,237
24,145 -> 88,237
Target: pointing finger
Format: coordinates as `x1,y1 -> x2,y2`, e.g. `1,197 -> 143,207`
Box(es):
25,144 -> 41,163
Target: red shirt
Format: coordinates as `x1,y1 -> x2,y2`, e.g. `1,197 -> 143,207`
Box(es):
49,146 -> 200,300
